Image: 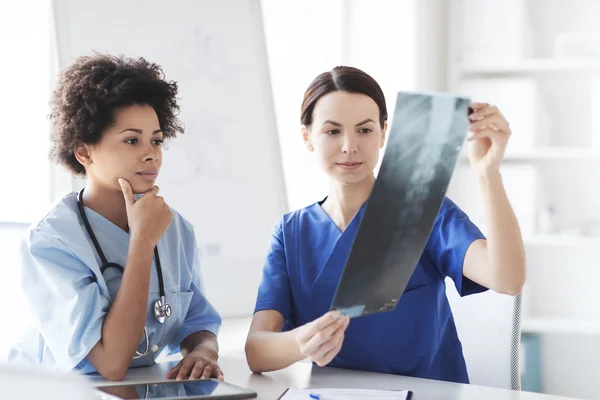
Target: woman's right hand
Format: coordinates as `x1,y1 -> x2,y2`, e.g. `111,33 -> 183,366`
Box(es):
119,178 -> 172,245
294,310 -> 350,367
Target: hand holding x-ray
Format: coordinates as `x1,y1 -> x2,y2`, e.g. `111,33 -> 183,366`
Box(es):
466,102 -> 512,174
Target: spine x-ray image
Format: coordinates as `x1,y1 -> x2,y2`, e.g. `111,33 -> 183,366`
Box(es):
330,91 -> 471,318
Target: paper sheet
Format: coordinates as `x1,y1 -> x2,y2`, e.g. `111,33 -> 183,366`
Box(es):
279,388 -> 412,400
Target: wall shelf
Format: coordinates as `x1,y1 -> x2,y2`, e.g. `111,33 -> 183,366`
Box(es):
459,147 -> 600,163
524,235 -> 600,249
460,59 -> 600,76
522,318 -> 600,336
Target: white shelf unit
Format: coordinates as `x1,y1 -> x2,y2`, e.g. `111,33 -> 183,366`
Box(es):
459,146 -> 600,163
447,0 -> 600,397
460,59 -> 600,75
524,234 -> 600,249
503,147 -> 600,161
521,318 -> 600,336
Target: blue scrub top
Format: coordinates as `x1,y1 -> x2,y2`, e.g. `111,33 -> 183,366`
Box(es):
9,192 -> 221,374
254,197 -> 487,383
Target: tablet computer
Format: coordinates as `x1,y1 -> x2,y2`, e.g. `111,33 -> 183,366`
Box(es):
95,379 -> 257,400
329,91 -> 471,318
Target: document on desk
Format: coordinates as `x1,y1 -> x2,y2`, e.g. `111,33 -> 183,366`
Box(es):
278,388 -> 412,400
329,91 -> 471,318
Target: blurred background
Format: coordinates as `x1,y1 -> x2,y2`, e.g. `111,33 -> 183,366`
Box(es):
1,0 -> 599,398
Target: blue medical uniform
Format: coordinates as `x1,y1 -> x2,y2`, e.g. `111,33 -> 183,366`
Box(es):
9,192 -> 221,374
254,197 -> 487,383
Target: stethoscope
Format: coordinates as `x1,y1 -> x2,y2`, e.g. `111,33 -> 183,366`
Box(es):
77,189 -> 171,358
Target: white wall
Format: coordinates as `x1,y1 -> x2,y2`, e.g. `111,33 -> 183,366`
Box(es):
0,0 -> 57,359
414,0 -> 449,92
0,223 -> 35,359
344,0 -> 418,114
0,0 -> 54,223
261,0 -> 344,210
262,0 -> 425,210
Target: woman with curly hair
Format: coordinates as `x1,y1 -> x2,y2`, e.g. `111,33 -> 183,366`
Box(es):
8,53 -> 223,382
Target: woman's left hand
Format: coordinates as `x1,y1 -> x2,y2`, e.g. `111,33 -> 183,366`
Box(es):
166,346 -> 224,381
467,102 -> 512,175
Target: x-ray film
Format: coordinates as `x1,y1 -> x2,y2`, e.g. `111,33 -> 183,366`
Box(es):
330,91 -> 471,318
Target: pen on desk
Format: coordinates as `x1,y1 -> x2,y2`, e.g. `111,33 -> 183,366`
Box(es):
310,393 -> 342,400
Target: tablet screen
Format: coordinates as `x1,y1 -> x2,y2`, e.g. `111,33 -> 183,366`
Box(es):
96,379 -> 257,400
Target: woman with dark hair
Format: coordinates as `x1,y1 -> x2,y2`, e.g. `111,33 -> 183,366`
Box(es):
9,53 -> 223,382
245,66 -> 525,383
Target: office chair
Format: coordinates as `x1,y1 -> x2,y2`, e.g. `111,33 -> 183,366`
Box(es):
446,278 -> 522,390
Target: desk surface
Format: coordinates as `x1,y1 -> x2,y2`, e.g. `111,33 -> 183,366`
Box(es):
89,355 -> 580,400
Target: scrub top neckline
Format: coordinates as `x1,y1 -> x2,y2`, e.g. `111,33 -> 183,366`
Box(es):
81,204 -> 131,243
315,196 -> 367,234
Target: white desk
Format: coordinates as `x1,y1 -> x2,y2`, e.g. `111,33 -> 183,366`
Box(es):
89,355 -> 581,400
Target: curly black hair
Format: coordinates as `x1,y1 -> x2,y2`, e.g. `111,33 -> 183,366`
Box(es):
49,53 -> 184,175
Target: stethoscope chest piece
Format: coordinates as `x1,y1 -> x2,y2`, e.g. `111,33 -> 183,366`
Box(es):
154,296 -> 172,324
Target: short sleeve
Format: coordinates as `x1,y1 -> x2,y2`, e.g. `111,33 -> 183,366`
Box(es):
167,228 -> 221,352
21,228 -> 110,371
425,198 -> 488,296
253,221 -> 294,323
